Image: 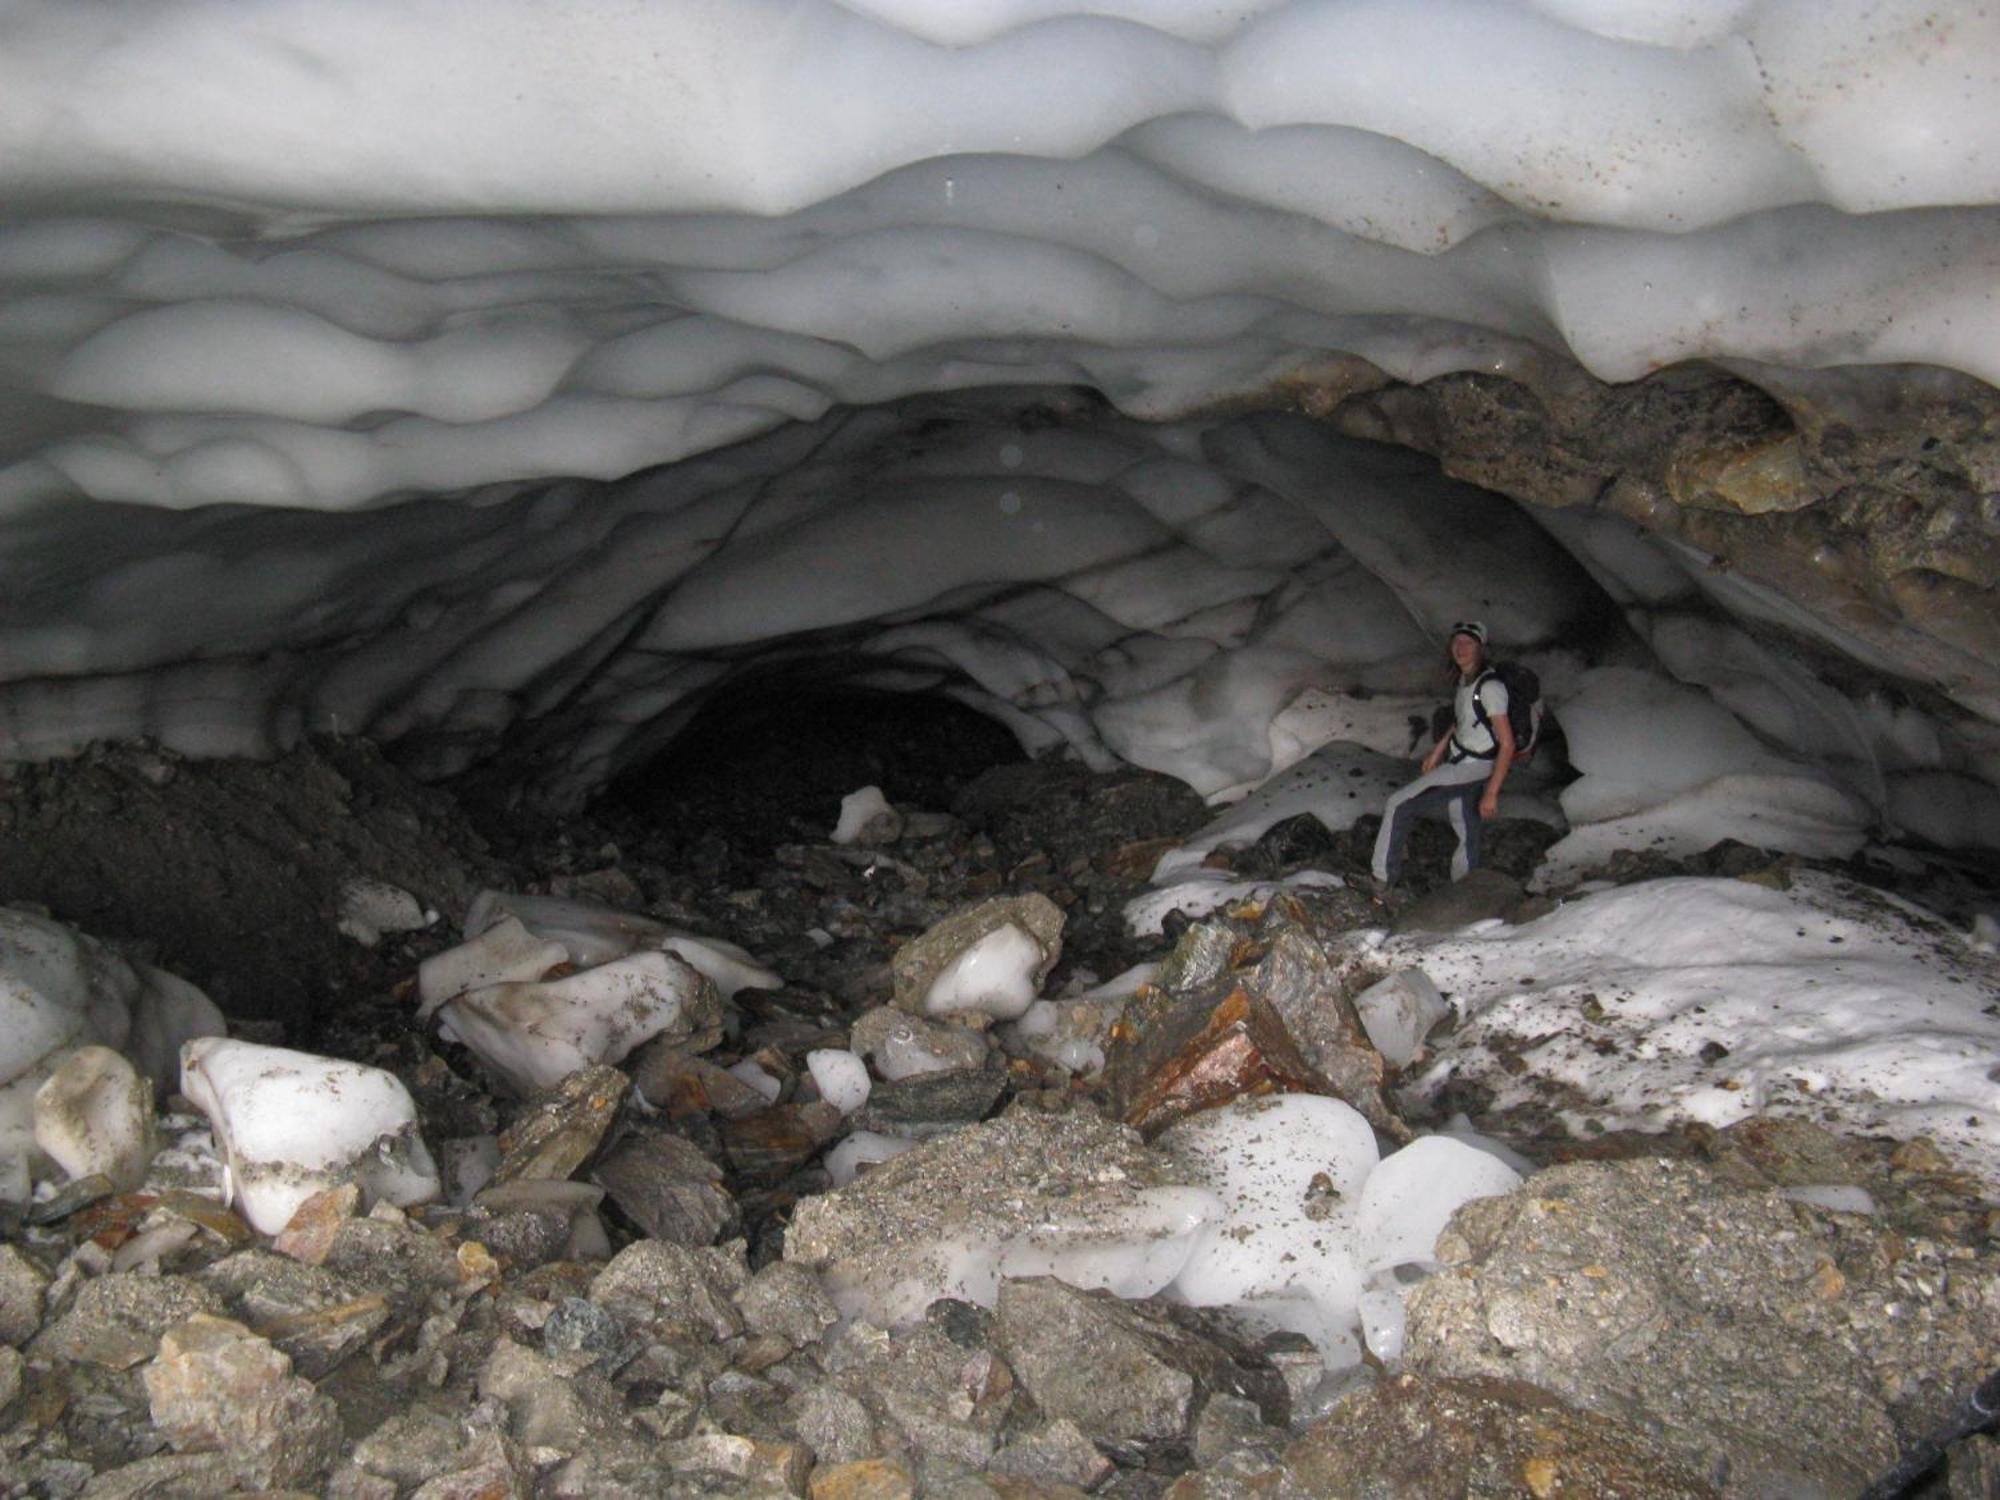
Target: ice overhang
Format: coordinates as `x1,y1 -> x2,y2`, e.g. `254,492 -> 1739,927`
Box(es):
0,0 -> 1995,847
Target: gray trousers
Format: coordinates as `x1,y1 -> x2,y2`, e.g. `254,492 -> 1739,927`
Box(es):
1371,755 -> 1491,883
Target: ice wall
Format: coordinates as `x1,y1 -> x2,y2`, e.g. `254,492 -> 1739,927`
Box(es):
0,0 -> 1996,847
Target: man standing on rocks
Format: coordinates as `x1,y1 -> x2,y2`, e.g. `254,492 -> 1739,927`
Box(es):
1371,620 -> 1515,887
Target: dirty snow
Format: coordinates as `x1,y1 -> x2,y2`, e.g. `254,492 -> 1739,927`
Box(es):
1391,872 -> 2000,1185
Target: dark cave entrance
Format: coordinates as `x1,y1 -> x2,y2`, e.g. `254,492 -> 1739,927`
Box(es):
596,671 -> 1028,864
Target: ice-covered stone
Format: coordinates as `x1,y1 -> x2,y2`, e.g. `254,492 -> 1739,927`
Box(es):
33,1044 -> 154,1189
727,1056 -> 783,1103
1124,871 -> 1344,937
431,949 -> 712,1094
1351,969 -> 1449,1068
179,1037 -> 441,1235
851,1006 -> 989,1081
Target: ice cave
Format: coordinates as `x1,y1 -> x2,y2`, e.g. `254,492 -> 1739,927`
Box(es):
0,4 -> 1998,1497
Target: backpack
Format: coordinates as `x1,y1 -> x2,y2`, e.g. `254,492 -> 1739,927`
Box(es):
1466,663 -> 1543,760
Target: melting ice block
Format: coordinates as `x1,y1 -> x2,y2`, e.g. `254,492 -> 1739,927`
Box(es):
921,923 -> 1044,1021
1350,1134 -> 1523,1273
806,1048 -> 871,1114
465,889 -> 780,999
831,785 -> 902,845
431,949 -> 708,1095
1352,969 -> 1449,1067
823,1130 -> 918,1187
0,907 -> 223,1199
1160,1093 -> 1522,1365
34,1045 -> 154,1190
1161,1094 -> 1378,1324
416,915 -> 567,1015
180,1037 -> 440,1236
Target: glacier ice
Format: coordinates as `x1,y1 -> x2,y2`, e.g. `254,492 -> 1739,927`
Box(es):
180,1037 -> 440,1236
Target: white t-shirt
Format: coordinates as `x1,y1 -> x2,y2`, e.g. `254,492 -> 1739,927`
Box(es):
1452,672 -> 1509,757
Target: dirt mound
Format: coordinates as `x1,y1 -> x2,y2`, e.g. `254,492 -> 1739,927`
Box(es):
0,738 -> 504,1032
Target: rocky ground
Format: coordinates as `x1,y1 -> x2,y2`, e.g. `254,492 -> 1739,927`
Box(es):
0,730 -> 1997,1499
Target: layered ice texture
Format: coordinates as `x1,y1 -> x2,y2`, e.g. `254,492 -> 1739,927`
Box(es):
0,0 -> 1995,863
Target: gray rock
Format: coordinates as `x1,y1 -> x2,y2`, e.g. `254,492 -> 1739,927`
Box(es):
544,1294 -> 637,1374
1949,1434 -> 2000,1500
326,1467 -> 402,1500
592,1128 -> 740,1246
472,1178 -> 609,1266
852,1066 -> 1007,1135
890,894 -> 1064,1018
493,1064 -> 630,1184
1405,1157 -> 2000,1497
1275,1373 -> 1720,1500
141,1313 -> 343,1490
323,1208 -> 469,1317
856,1318 -> 1017,1467
349,1403 -> 477,1488
479,1335 -> 623,1453
76,1450 -> 246,1500
0,1343 -> 20,1411
787,1380 -> 879,1465
990,1416 -> 1117,1490
1151,921 -> 1239,996
408,1427 -> 536,1500
656,1432 -> 812,1495
1189,1391 -> 1284,1470
784,1110 -> 1192,1328
992,1278 -> 1280,1464
851,1007 -> 992,1076
589,1238 -> 748,1343
736,1259 -> 840,1350
34,1272 -> 223,1370
1389,867 -> 1527,933
705,1368 -> 793,1442
0,1242 -> 50,1345
198,1248 -> 389,1378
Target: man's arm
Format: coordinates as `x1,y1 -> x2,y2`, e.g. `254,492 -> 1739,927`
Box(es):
1479,715 -> 1514,818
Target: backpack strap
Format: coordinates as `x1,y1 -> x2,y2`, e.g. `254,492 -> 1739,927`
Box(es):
1453,668 -> 1502,761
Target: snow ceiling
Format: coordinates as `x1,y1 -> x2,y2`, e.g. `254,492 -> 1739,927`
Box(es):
2,0 -> 1998,853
